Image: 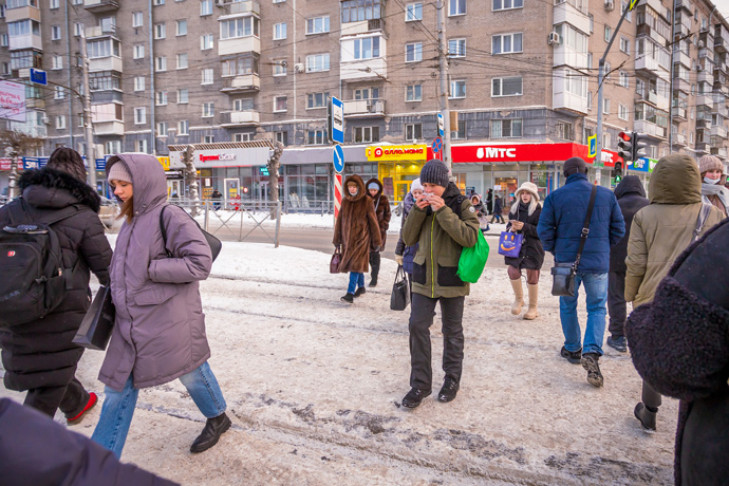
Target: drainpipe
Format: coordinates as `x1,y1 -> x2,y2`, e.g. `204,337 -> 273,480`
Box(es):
149,0 -> 155,154
65,1 -> 74,149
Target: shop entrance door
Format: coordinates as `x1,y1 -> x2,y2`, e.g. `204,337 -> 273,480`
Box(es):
168,180 -> 183,200
224,178 -> 240,209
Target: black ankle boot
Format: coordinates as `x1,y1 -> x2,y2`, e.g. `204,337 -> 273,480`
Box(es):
190,413 -> 231,453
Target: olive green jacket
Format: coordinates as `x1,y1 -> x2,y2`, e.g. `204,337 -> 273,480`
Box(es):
402,184 -> 479,298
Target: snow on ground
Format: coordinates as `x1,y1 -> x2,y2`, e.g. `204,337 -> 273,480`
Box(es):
1,240 -> 677,485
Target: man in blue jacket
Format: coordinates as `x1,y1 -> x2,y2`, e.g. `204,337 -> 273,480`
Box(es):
537,157 -> 625,387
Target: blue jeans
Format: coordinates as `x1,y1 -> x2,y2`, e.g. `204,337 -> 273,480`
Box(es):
347,272 -> 364,294
559,272 -> 608,356
91,361 -> 226,458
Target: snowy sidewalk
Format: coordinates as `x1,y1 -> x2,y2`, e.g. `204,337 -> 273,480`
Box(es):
1,241 -> 676,485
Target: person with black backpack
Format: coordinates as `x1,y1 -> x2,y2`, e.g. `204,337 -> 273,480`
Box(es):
0,147 -> 112,421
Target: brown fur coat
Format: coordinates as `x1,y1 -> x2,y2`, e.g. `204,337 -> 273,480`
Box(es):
333,175 -> 382,273
365,178 -> 391,246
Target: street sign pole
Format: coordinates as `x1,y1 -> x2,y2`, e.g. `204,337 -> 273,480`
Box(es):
331,96 -> 345,223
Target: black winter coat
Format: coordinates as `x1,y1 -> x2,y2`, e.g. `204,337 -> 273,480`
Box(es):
0,398 -> 178,485
0,168 -> 112,392
609,176 -> 649,273
505,201 -> 545,270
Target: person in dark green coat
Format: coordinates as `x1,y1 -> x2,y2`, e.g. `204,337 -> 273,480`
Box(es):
400,159 -> 479,409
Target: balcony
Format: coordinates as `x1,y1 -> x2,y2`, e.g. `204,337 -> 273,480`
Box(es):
8,34 -> 42,51
5,4 -> 40,23
84,0 -> 119,13
93,120 -> 124,136
674,133 -> 687,146
219,0 -> 260,16
553,91 -> 588,115
696,94 -> 714,108
675,49 -> 692,68
218,36 -> 260,57
698,70 -> 714,85
699,48 -> 714,62
716,25 -> 729,53
553,44 -> 588,69
695,142 -> 710,153
25,98 -> 44,110
340,58 -> 388,82
635,54 -> 661,73
674,106 -> 687,119
86,25 -> 116,38
712,126 -> 728,139
639,90 -> 670,111
89,56 -> 123,73
341,18 -> 386,37
634,119 -> 666,138
220,74 -> 260,94
674,77 -> 690,93
220,110 -> 260,127
711,146 -> 728,158
9,120 -> 46,139
553,1 -> 590,35
343,99 -> 386,117
637,23 -> 668,46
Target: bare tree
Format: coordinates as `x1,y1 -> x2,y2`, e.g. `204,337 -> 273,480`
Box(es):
254,127 -> 284,219
0,130 -> 44,199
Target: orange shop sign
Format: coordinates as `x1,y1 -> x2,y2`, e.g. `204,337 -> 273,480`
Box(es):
366,144 -> 427,162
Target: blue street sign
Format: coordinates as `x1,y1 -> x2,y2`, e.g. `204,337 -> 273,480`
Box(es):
95,158 -> 106,171
30,68 -> 47,86
330,97 -> 344,144
437,113 -> 444,137
432,137 -> 442,154
588,135 -> 597,158
333,144 -> 344,173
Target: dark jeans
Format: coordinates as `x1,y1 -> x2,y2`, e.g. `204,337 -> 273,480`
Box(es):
608,269 -> 627,338
408,293 -> 465,390
641,380 -> 662,410
24,377 -> 89,419
369,250 -> 381,279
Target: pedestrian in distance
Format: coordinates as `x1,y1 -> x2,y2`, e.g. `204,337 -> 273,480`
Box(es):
0,147 -> 112,422
365,178 -> 391,287
626,219 -> 729,486
625,154 -> 723,431
400,159 -> 479,409
333,175 -> 382,303
469,193 -> 490,233
490,194 -> 505,223
698,154 -> 729,219
605,175 -> 649,353
394,178 -> 424,293
537,156 -> 625,388
505,182 -> 545,320
92,153 -> 230,458
211,188 -> 223,211
486,188 -> 494,215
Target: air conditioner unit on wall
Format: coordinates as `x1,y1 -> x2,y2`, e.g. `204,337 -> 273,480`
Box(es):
547,32 -> 561,45
294,63 -> 305,73
604,0 -> 614,11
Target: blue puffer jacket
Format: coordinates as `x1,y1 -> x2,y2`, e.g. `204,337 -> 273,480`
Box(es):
537,173 -> 625,273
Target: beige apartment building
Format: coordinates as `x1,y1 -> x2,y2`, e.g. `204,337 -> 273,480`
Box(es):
0,0 -> 727,205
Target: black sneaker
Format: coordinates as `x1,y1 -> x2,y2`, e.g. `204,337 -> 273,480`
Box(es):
634,402 -> 657,431
560,346 -> 582,364
581,353 -> 604,388
437,377 -> 459,403
401,388 -> 432,409
354,287 -> 366,297
369,278 -> 378,287
340,293 -> 354,303
607,335 -> 628,353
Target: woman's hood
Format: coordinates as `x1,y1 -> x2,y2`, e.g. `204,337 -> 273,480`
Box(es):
614,175 -> 646,199
344,174 -> 367,202
106,153 -> 168,214
648,154 -> 702,204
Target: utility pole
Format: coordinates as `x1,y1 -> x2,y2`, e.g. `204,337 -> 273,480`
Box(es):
435,0 -> 452,170
79,30 -> 96,189
668,0 -> 677,152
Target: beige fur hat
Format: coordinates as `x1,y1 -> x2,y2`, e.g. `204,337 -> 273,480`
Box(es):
514,181 -> 540,202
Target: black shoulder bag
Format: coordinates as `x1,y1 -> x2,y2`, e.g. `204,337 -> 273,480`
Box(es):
160,205 -> 222,261
550,185 -> 597,297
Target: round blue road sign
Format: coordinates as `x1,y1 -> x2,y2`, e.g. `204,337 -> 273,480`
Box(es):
333,144 -> 345,173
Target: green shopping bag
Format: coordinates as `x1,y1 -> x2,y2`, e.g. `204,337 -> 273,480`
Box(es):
457,230 -> 490,283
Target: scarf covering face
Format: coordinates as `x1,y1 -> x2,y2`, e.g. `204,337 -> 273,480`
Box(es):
702,183 -> 729,215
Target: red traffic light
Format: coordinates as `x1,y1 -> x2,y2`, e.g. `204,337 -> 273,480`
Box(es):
618,131 -> 632,142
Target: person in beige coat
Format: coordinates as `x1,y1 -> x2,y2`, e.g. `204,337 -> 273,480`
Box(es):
625,153 -> 724,431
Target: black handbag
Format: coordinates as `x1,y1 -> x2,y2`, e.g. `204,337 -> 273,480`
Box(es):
551,185 -> 597,297
390,265 -> 410,311
160,205 -> 222,261
73,285 -> 115,350
330,246 -> 342,274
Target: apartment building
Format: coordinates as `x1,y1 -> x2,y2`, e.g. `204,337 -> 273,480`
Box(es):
0,0 -> 727,204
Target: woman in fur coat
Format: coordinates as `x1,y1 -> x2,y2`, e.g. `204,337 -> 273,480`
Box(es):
505,182 -> 545,320
365,178 -> 391,287
333,175 -> 382,303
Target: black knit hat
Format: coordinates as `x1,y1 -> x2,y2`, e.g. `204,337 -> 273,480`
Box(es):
46,147 -> 87,182
563,157 -> 587,177
420,159 -> 450,187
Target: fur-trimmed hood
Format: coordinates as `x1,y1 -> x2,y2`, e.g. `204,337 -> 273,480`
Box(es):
344,174 -> 367,203
510,182 -> 540,216
18,167 -> 100,213
365,178 -> 384,200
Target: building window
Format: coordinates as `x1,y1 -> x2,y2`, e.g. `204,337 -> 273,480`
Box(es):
449,80 -> 466,98
178,120 -> 189,135
448,38 -> 466,57
88,38 -> 120,58
233,133 -> 252,142
406,84 -> 422,101
200,0 -> 213,16
620,36 -> 630,54
341,0 -> 382,23
492,33 -> 522,54
307,92 -> 329,109
406,42 -> 423,62
354,126 -> 380,143
354,37 -> 380,59
233,98 -> 253,111
449,0 -> 465,16
135,139 -> 148,153
104,141 -> 121,155
354,87 -> 379,100
306,16 -> 330,34
201,68 -> 214,85
132,11 -> 143,27
202,102 -> 214,117
221,57 -> 257,76
274,96 -> 287,112
275,131 -> 288,145
134,44 -> 145,59
618,104 -> 629,121
604,26 -> 612,42
134,107 -> 146,124
273,59 -> 287,76
201,34 -> 214,50
220,17 -> 259,39
50,0 -> 59,8
492,76 -> 522,96
155,56 -> 167,72
54,86 -> 65,99
0,34 -> 7,47
492,0 -> 522,10
52,55 -> 63,70
177,53 -> 188,69
406,2 -> 422,21
619,71 -> 629,88
153,0 -> 165,5
154,23 -> 166,39
55,115 -> 66,130
89,72 -> 121,91
156,91 -> 168,106
156,121 -> 168,137
273,22 -> 287,40
491,119 -> 522,138
306,53 -> 330,72
273,0 -> 286,3
51,25 -> 61,41
556,122 -> 573,140
176,19 -> 187,36
134,76 -> 145,91
201,135 -> 213,144
603,98 -> 610,114
451,120 -> 466,139
405,123 -> 422,141
307,130 -> 325,145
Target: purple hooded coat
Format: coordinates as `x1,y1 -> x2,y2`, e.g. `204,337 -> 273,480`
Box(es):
99,154 -> 213,391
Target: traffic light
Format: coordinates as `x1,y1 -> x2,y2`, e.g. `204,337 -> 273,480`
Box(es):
612,161 -> 623,184
631,132 -> 650,161
617,131 -> 634,162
